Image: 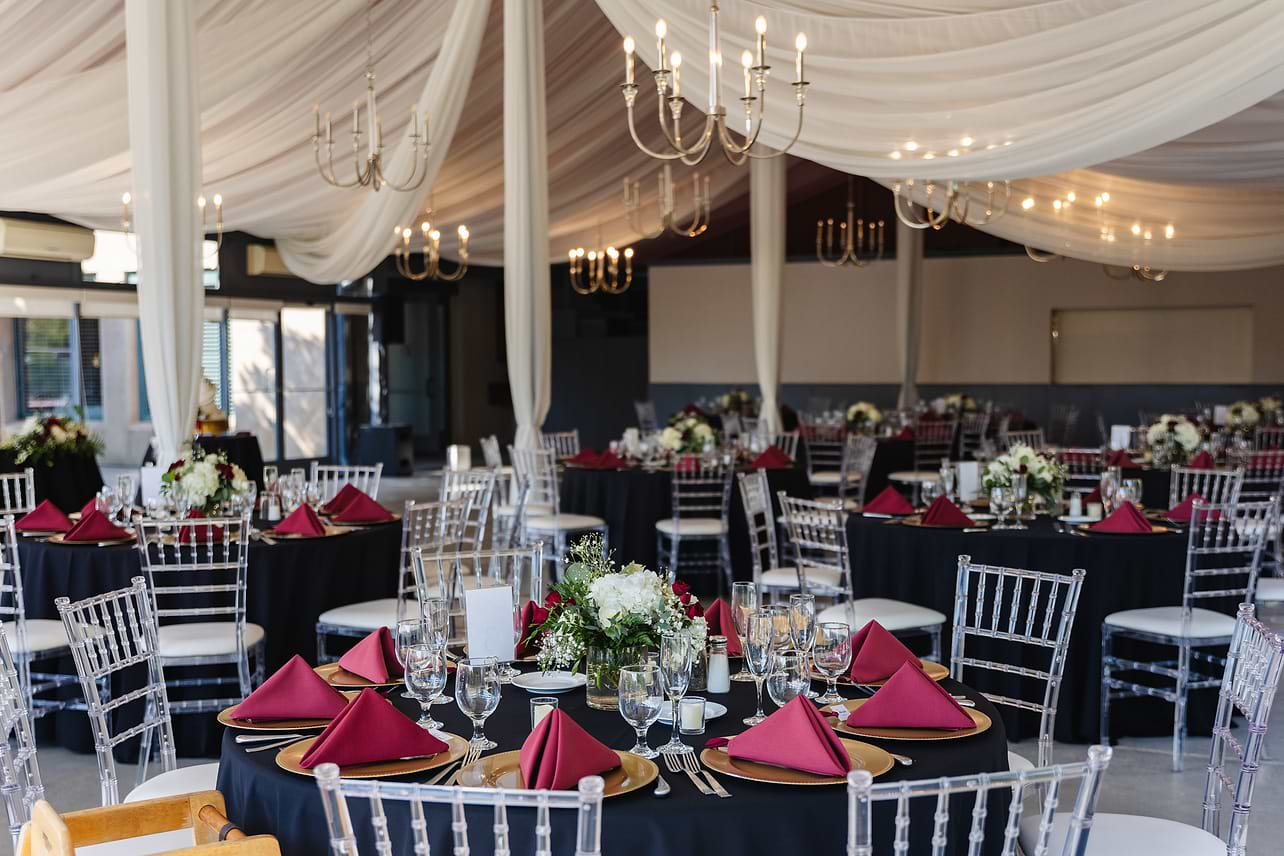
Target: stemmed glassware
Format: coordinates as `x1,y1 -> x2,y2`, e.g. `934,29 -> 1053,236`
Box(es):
396,618 -> 428,700
813,621 -> 852,705
1009,474 -> 1029,530
263,465 -> 278,492
618,664 -> 663,759
1120,478 -> 1143,507
420,598 -> 454,704
742,611 -> 775,726
116,474 -> 137,517
990,486 -> 1013,529
455,657 -> 501,750
1100,467 -> 1121,515
404,643 -> 449,731
730,581 -> 758,682
787,594 -> 817,698
658,632 -> 693,754
766,652 -> 809,708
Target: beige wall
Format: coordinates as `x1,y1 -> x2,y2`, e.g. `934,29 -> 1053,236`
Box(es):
648,257 -> 1284,385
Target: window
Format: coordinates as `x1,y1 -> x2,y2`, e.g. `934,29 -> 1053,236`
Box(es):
15,317 -> 103,419
138,318 -> 230,420
82,229 -> 221,289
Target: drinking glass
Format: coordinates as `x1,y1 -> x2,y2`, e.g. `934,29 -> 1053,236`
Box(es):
116,474 -> 137,512
618,664 -> 663,759
404,643 -> 448,730
938,465 -> 957,502
263,465 -> 278,491
289,468 -> 306,490
530,696 -> 558,730
813,621 -> 852,705
305,481 -> 323,510
766,652 -> 809,708
990,486 -> 1013,529
788,594 -> 817,698
742,611 -> 775,726
920,479 -> 941,505
419,598 -> 454,704
730,581 -> 758,683
1099,468 -> 1121,515
658,632 -> 693,755
1009,474 -> 1029,530
455,657 -> 501,749
396,618 -> 430,700
1121,478 -> 1143,507
765,604 -> 792,652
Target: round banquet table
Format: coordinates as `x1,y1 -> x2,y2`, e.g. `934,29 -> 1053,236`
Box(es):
0,450 -> 104,513
559,465 -> 813,588
217,669 -> 1010,856
845,514 -> 1218,744
18,521 -> 402,758
142,433 -> 267,490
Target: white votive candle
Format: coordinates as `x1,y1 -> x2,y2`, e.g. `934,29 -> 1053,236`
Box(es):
530,696 -> 558,730
678,696 -> 706,735
1086,502 -> 1103,520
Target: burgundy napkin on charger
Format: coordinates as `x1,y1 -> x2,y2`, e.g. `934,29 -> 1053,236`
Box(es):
862,486 -> 915,516
78,499 -> 98,518
594,450 -> 628,469
566,449 -> 601,466
919,495 -> 975,528
1084,486 -> 1102,504
844,662 -> 974,730
299,688 -> 448,768
332,491 -> 394,523
337,627 -> 403,683
232,654 -> 348,721
894,427 -> 914,440
703,599 -> 742,656
519,709 -> 621,790
849,620 -> 921,683
1104,449 -> 1141,470
321,484 -> 361,516
178,510 -> 226,544
15,500 -> 72,533
274,504 -> 327,537
1090,502 -> 1153,533
750,447 -> 794,470
706,696 -> 852,777
63,510 -> 131,542
515,600 -> 548,659
1188,450 -> 1215,469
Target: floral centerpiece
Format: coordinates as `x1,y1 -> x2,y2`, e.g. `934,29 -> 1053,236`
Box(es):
161,447 -> 249,515
845,401 -> 882,435
983,444 -> 1065,513
1145,414 -> 1202,467
1227,400 -> 1261,435
527,535 -> 704,709
1,412 -> 103,467
660,412 -> 718,455
928,393 -> 979,417
717,388 -> 755,416
1258,395 -> 1282,425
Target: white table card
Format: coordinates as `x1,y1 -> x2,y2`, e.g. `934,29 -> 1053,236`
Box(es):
464,585 -> 516,662
1109,425 -> 1133,451
956,461 -> 981,502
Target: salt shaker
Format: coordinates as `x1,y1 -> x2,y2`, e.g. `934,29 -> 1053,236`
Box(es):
706,636 -> 731,694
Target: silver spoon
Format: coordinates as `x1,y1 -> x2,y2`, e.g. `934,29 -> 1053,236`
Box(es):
236,733 -> 302,744
653,772 -> 672,798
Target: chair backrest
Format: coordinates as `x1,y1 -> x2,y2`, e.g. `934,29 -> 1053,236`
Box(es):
311,463 -> 382,502
670,459 -> 732,524
776,493 -> 850,597
844,434 -> 878,505
1049,403 -> 1079,446
1004,428 -> 1046,452
55,577 -> 174,806
0,518 -> 33,718
414,544 -> 544,645
722,413 -> 742,439
770,431 -> 800,460
805,395 -> 832,414
395,499 -> 471,616
737,471 -> 779,588
509,446 -> 561,517
315,764 -> 604,856
1181,500 -> 1276,617
1252,425 -> 1284,451
438,468 -> 496,550
634,400 -> 658,433
0,617 -> 42,849
1169,466 -> 1243,508
1201,603 -> 1284,854
950,556 -> 1085,768
0,471 -> 35,516
1124,425 -> 1149,453
540,430 -> 580,461
1225,449 -> 1284,504
1056,447 -> 1104,482
959,408 -> 992,459
847,746 -> 1113,856
802,423 -> 845,476
912,419 -> 956,470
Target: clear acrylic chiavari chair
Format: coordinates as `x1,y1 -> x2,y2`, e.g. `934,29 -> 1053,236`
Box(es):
314,765 -> 605,856
848,745 -> 1112,856
1168,465 -> 1243,508
511,446 -> 606,580
438,467 -> 497,549
736,471 -> 806,602
1102,499 -> 1276,770
634,400 -> 659,433
414,544 -> 544,648
0,470 -> 36,516
843,433 -> 878,509
769,430 -> 800,460
540,430 -> 581,462
959,406 -> 992,460
951,557 -> 1086,772
310,463 -> 382,503
1252,425 -> 1284,451
657,458 -> 733,593
801,423 -> 848,494
911,418 -> 957,471
481,435 -> 525,549
0,620 -> 43,849
1049,403 -> 1080,446
1003,429 -> 1046,452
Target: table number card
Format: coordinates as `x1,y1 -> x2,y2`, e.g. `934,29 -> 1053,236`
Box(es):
464,585 -> 516,662
956,462 -> 980,502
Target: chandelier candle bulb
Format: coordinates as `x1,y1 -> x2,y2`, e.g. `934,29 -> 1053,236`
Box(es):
755,15 -> 766,68
623,37 -> 635,84
670,52 -> 681,97
795,33 -> 806,81
655,19 -> 667,72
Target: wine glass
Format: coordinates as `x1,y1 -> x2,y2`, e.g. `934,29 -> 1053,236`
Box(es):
1009,474 -> 1029,530
920,479 -> 941,505
455,657 -> 501,750
404,643 -> 448,731
990,485 -> 1012,529
1121,478 -> 1143,507
765,604 -> 792,652
730,581 -> 758,683
1100,468 -> 1121,515
742,611 -> 775,726
263,465 -> 278,492
116,474 -> 137,514
419,598 -> 455,704
396,618 -> 429,700
658,632 -> 693,755
813,621 -> 852,705
618,664 -> 663,759
305,481 -> 323,510
766,652 -> 809,708
788,594 -> 817,698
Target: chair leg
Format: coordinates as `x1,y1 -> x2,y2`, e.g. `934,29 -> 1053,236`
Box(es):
927,626 -> 941,663
316,629 -> 328,665
719,534 -> 732,598
1100,624 -> 1113,746
1173,642 -> 1191,772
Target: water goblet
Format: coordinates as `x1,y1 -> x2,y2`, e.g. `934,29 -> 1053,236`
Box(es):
813,621 -> 852,705
766,652 -> 809,708
116,474 -> 137,513
419,598 -> 455,704
990,486 -> 1012,529
920,479 -> 941,506
730,581 -> 758,683
788,594 -> 817,698
658,632 -> 693,755
262,465 -> 278,492
1009,474 -> 1029,530
305,481 -> 323,510
396,618 -> 430,700
618,664 -> 663,759
1121,478 -> 1143,507
742,611 -> 775,726
404,643 -> 448,731
454,657 -> 501,750
765,604 -> 792,652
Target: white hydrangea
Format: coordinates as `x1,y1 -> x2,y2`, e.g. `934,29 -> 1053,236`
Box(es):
659,426 -> 683,451
588,565 -> 667,628
694,422 -> 714,441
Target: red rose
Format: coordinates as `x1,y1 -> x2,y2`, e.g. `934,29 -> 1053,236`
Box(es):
672,580 -> 691,597
530,606 -> 549,626
544,591 -> 562,608
685,601 -> 704,618
566,598 -> 576,607
167,459 -> 186,474
216,463 -> 234,480
679,592 -> 692,605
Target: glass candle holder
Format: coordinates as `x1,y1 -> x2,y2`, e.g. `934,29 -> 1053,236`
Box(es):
678,696 -> 707,735
530,696 -> 558,730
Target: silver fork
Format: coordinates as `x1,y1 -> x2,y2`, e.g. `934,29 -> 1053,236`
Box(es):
236,733 -> 303,744
433,742 -> 482,787
662,750 -> 713,795
681,752 -> 731,797
246,736 -> 304,754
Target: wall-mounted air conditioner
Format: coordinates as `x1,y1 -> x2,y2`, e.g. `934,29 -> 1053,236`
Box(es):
0,218 -> 95,262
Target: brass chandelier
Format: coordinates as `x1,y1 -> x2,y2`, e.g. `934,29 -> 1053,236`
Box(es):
568,228 -> 634,295
623,164 -> 711,239
393,218 -> 469,282
892,179 -> 1010,230
121,191 -> 224,262
816,177 -> 885,268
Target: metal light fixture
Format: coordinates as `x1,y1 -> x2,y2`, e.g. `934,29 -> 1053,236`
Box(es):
393,218 -> 469,282
892,179 -> 1010,230
623,163 -> 711,239
816,177 -> 885,268
121,191 -> 224,261
568,228 -> 634,295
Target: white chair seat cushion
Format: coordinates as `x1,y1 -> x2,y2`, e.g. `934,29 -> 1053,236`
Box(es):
1103,606 -> 1235,639
494,502 -> 552,518
1257,576 -> 1284,602
3,619 -> 69,654
818,599 -> 946,632
318,598 -> 410,631
1007,749 -> 1034,772
809,471 -> 861,485
124,763 -> 221,803
157,622 -> 265,659
525,513 -> 605,532
1018,812 -> 1223,856
655,518 -> 727,537
760,566 -> 844,590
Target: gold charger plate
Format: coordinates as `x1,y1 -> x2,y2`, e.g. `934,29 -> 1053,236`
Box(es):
314,661 -> 402,689
1075,523 -> 1177,535
700,740 -> 892,786
217,706 -> 333,732
327,512 -> 402,527
833,698 -> 991,741
811,659 -> 948,687
46,533 -> 135,546
269,524 -> 350,540
275,731 -> 469,779
900,516 -> 990,530
456,750 -> 657,798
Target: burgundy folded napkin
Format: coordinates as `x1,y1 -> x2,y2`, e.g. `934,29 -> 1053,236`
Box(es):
862,486 -> 915,516
15,500 -> 72,533
844,662 -> 974,730
515,600 -> 549,659
706,696 -> 851,776
519,709 -> 621,790
1166,493 -> 1205,523
566,449 -> 600,466
321,484 -> 361,516
178,510 -> 225,544
79,499 -> 98,518
1104,449 -> 1141,470
1084,487 -> 1102,504
919,495 -> 975,528
63,510 -> 131,542
895,427 -> 914,440
232,654 -> 349,721
674,454 -> 699,472
593,450 -> 628,469
332,492 -> 394,523
337,627 -> 403,683
849,620 -> 921,683
299,688 -> 448,768
1089,502 -> 1153,533
703,599 -> 742,656
274,504 -> 327,537
1188,450 -> 1214,470
750,447 -> 794,470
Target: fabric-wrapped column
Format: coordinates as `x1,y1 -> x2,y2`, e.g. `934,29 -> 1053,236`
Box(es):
895,216 -> 923,410
750,156 -> 786,434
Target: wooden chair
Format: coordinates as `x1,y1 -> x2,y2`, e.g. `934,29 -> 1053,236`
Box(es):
18,791 -> 279,855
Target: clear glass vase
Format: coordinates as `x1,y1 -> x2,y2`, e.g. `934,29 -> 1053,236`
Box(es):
584,644 -> 647,711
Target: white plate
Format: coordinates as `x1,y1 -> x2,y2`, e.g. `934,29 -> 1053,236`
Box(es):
510,671 -> 587,693
965,513 -> 997,521
657,700 -> 728,724
1058,514 -> 1100,524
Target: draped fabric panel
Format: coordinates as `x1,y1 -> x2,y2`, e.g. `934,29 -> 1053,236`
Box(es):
894,217 -> 923,410
124,0 -> 204,467
750,157 -> 785,435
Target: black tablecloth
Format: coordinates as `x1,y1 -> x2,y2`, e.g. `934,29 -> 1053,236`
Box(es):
218,670 -> 1009,856
865,438 -> 915,499
845,515 -> 1214,743
143,434 -> 267,490
19,522 -> 401,757
560,466 -> 813,591
0,450 -> 104,513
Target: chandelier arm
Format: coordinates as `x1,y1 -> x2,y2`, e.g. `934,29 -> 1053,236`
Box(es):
314,144 -> 365,189
376,149 -> 429,193
394,249 -> 432,281
433,256 -> 468,282
665,177 -> 706,236
893,191 -> 933,230
743,104 -> 805,159
654,88 -> 709,159
1025,246 -> 1061,263
624,105 -> 689,161
658,103 -> 717,163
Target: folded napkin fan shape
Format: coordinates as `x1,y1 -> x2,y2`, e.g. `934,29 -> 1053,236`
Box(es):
862,486 -> 915,516
15,500 -> 72,533
232,654 -> 348,721
1166,493 -> 1205,524
321,484 -> 361,516
1188,450 -> 1214,470
338,626 -> 404,683
750,447 -> 794,470
299,688 -> 448,769
708,696 -> 852,777
919,495 -> 975,528
849,620 -> 921,683
274,504 -> 327,537
519,709 -> 621,790
844,662 -> 975,730
332,491 -> 394,523
63,510 -> 131,542
702,599 -> 742,656
1104,449 -> 1141,470
1089,502 -> 1153,533
78,499 -> 99,518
